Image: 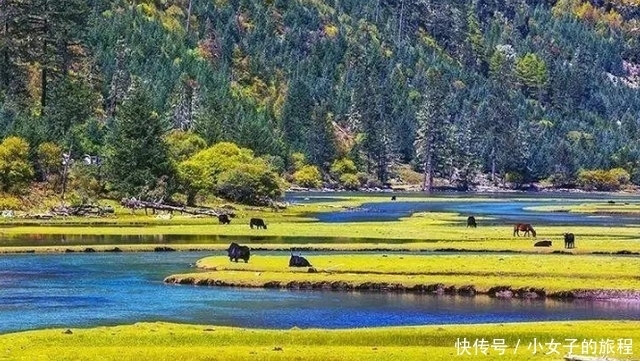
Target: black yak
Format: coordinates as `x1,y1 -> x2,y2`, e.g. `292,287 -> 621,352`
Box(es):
564,233 -> 575,249
227,242 -> 251,263
249,218 -> 267,229
218,214 -> 231,225
534,240 -> 552,247
289,252 -> 312,267
467,216 -> 477,228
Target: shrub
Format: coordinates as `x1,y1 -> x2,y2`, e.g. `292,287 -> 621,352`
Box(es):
216,160 -> 283,205
68,163 -> 103,204
178,142 -> 255,204
546,172 -> 575,188
0,136 -> 34,194
262,155 -> 286,174
504,171 -> 524,186
164,130 -> 207,163
36,142 -> 62,183
339,173 -> 360,190
396,164 -> 423,185
293,165 -> 322,188
0,194 -> 22,210
330,158 -> 357,178
609,167 -> 631,185
577,168 -> 630,191
290,152 -> 307,172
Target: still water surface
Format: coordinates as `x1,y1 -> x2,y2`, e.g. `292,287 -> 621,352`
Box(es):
1,252 -> 639,334
295,196 -> 640,225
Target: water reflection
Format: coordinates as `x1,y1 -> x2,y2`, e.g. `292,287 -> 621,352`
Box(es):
312,200 -> 640,225
0,233 -> 421,247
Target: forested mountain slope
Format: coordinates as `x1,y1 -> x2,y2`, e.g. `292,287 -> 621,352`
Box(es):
1,0 -> 640,202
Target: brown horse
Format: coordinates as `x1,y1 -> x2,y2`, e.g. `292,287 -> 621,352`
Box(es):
513,224 -> 536,237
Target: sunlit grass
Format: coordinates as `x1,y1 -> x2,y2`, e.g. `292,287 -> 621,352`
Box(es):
196,254 -> 640,279
1,321 -> 638,360
164,254 -> 640,293
2,209 -> 640,254
2,197 -> 640,255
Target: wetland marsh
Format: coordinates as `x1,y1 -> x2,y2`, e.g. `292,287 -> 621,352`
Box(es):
2,194 -> 640,360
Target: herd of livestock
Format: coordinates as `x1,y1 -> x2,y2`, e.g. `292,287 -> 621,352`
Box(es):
222,198 -> 577,268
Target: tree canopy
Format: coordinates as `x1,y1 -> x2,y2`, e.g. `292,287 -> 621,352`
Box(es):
1,0 -> 640,201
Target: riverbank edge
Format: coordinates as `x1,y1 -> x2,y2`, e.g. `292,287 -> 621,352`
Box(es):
163,274 -> 640,301
2,243 -> 640,255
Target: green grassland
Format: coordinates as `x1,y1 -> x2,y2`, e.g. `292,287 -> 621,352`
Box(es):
2,206 -> 640,254
166,254 -> 640,293
1,321 -> 638,361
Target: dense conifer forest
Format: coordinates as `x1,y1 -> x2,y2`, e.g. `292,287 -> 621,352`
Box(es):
2,0 -> 640,205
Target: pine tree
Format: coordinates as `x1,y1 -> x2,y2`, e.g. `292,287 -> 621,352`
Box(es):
106,39 -> 131,119
105,80 -> 173,198
280,78 -> 313,154
414,69 -> 451,193
168,74 -> 200,131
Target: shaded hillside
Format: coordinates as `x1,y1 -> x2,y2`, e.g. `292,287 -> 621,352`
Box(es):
2,0 -> 640,198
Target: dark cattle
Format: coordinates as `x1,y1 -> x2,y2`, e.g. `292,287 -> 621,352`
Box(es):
467,216 -> 477,228
391,196 -> 397,201
564,233 -> 575,249
534,240 -> 552,247
289,252 -> 312,267
249,218 -> 267,229
218,214 -> 231,225
514,224 -> 537,237
227,242 -> 251,263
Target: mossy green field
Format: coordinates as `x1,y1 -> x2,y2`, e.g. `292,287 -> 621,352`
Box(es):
166,254 -> 640,293
3,209 -> 640,254
1,321 -> 638,360
2,197 -> 640,256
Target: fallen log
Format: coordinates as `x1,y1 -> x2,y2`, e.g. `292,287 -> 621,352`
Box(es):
50,205 -> 115,217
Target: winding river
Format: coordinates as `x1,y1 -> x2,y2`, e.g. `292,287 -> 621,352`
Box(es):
289,192 -> 640,225
1,251 -> 639,334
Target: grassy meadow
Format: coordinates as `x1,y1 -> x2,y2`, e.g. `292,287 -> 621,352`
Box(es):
0,321 -> 638,361
165,254 -> 640,293
2,207 -> 640,254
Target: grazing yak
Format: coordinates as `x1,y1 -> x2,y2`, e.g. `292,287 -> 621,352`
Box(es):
564,233 -> 575,249
514,224 -> 536,237
218,214 -> 231,225
289,252 -> 312,267
391,196 -> 397,201
467,216 -> 477,228
534,240 -> 552,247
249,218 -> 267,229
227,242 -> 251,263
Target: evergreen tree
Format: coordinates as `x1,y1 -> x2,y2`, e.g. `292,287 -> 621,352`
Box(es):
105,80 -> 173,199
414,69 -> 453,192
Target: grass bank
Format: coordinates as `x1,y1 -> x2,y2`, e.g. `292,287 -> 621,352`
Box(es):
3,197 -> 640,255
3,211 -> 640,254
1,321 -> 638,360
164,254 -> 640,298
